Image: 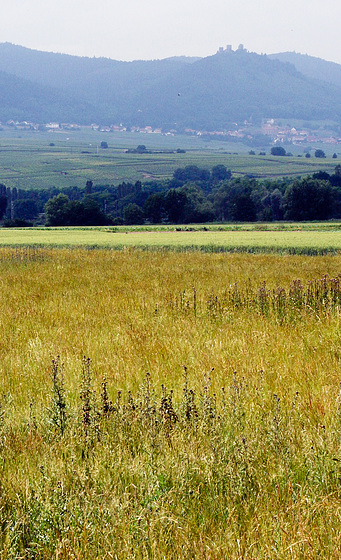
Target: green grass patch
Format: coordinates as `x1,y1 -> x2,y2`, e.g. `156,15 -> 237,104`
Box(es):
2,224 -> 341,254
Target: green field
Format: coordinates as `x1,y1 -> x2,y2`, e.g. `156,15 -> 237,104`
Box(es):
0,129 -> 337,190
2,223 -> 341,254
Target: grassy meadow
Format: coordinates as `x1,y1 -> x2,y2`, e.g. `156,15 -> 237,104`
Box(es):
2,247 -> 341,557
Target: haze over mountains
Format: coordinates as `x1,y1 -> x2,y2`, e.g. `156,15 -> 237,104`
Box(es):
0,43 -> 340,131
269,52 -> 341,89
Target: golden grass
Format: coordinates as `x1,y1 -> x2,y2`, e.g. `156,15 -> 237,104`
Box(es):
1,248 -> 341,558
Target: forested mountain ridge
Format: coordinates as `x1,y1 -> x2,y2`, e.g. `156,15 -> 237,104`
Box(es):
0,68 -> 99,123
269,52 -> 341,89
0,43 -> 341,129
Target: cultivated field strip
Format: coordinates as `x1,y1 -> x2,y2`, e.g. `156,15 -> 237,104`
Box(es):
1,226 -> 341,254
0,131 -> 337,189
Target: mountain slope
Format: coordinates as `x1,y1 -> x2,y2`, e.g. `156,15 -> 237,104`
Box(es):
127,50 -> 341,129
0,69 -> 99,123
0,42 -> 190,104
0,43 -> 340,129
269,52 -> 341,88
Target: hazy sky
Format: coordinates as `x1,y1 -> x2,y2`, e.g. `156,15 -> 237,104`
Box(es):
1,0 -> 340,63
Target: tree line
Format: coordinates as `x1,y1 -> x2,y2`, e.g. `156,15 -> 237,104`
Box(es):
1,164 -> 341,226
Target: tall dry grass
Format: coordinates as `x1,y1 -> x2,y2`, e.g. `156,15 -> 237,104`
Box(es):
1,248 -> 341,558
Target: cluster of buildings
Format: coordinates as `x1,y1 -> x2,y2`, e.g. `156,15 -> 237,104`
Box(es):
185,119 -> 341,146
261,119 -> 340,146
91,124 -> 163,134
2,121 -> 166,135
4,120 -> 82,132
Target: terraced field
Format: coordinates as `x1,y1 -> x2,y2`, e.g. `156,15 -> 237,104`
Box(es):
0,129 -> 337,189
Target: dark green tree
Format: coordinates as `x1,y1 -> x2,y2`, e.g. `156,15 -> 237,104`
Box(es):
270,188 -> 283,221
164,189 -> 188,223
85,180 -> 93,194
65,200 -> 85,225
213,179 -> 257,222
271,146 -> 286,156
143,193 -> 164,224
213,182 -> 232,221
136,145 -> 147,153
173,165 -> 210,184
45,193 -> 108,226
82,197 -> 108,225
229,189 -> 257,221
283,177 -> 333,220
179,183 -> 214,223
45,194 -> 70,226
13,199 -> 38,221
313,171 -> 330,181
211,165 -> 231,183
123,203 -> 144,225
0,195 -> 7,220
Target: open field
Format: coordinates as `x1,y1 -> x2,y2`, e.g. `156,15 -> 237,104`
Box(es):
2,223 -> 341,254
0,130 -> 338,189
1,248 -> 341,558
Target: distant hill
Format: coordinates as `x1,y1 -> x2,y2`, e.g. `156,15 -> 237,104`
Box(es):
0,43 -> 340,129
163,56 -> 202,64
130,50 -> 341,129
0,68 -> 97,123
269,52 -> 341,88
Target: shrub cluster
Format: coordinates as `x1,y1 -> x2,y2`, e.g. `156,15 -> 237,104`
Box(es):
2,163 -> 341,226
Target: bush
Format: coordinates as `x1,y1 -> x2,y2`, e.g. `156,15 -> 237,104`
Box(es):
3,218 -> 33,227
112,217 -> 124,226
271,146 -> 286,156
